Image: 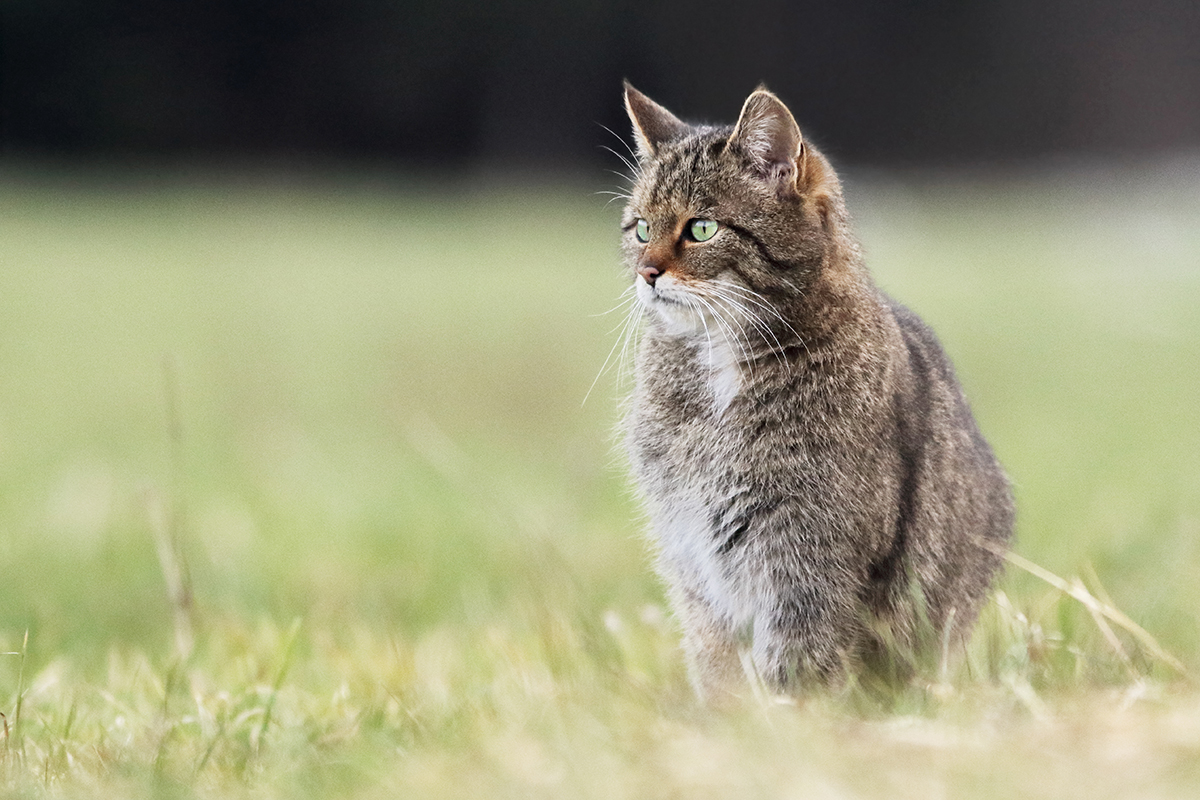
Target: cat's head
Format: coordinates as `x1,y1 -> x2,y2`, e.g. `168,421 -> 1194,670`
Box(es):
620,83 -> 850,340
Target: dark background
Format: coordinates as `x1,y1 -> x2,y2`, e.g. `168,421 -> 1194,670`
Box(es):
4,0 -> 1200,170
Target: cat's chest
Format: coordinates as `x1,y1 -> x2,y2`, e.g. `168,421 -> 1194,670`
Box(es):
698,336 -> 743,414
642,336 -> 753,425
631,346 -> 767,483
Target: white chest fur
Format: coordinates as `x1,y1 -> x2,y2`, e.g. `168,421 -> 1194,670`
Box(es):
700,334 -> 743,414
651,484 -> 756,628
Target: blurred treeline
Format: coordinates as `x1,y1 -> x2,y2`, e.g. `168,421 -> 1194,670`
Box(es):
3,0 -> 1199,168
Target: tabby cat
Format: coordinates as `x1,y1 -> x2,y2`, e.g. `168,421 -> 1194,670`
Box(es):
619,83 -> 1014,701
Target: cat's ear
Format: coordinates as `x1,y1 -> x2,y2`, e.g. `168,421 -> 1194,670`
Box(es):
725,88 -> 804,191
624,82 -> 688,159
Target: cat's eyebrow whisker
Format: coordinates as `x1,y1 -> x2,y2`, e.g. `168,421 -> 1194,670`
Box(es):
600,146 -> 641,180
596,185 -> 634,210
604,168 -> 638,188
596,122 -> 640,161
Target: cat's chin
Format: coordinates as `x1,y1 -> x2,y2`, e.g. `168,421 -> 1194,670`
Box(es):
636,277 -> 708,337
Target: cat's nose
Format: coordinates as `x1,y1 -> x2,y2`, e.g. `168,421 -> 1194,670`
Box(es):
637,264 -> 662,286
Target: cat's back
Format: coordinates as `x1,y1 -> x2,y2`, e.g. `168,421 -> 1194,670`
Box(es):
883,296 -> 1014,623
887,296 -> 1010,500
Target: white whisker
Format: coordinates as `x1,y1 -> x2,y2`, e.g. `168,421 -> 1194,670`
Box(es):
584,294 -> 643,407
590,285 -> 638,318
689,291 -> 755,389
709,279 -> 812,365
683,293 -> 716,367
702,284 -> 787,362
616,309 -> 644,394
596,122 -> 639,161
604,168 -> 638,187
600,148 -> 640,181
710,280 -> 801,339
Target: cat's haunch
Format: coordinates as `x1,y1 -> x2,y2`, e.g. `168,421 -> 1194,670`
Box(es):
619,83 -> 1014,701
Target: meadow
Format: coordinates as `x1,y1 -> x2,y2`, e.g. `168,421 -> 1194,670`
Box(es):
1,159 -> 1199,798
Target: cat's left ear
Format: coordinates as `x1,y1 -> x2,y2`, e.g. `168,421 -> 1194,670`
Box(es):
725,88 -> 803,193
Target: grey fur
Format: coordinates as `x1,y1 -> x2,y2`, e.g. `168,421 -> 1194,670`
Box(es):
619,83 -> 1014,701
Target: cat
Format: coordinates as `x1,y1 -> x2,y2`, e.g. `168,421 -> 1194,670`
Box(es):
618,82 -> 1014,702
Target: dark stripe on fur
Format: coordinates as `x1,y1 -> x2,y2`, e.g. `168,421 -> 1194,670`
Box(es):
712,495 -> 781,555
723,221 -> 803,272
865,307 -> 932,607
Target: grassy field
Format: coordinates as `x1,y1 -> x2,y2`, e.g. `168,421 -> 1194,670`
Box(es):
1,161 -> 1199,797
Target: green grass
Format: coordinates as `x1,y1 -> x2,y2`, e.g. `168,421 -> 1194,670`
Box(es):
1,163 -> 1199,797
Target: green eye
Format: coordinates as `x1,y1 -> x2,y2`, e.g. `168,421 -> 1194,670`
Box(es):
635,219 -> 650,243
689,219 -> 719,242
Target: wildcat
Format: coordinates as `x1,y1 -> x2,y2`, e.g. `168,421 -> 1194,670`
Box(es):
618,83 -> 1014,701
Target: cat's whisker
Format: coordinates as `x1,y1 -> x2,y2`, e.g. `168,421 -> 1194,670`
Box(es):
584,297 -> 643,407
597,186 -> 634,210
702,288 -> 773,344
687,296 -> 717,370
618,305 -> 644,380
709,280 -> 813,366
707,298 -> 768,388
696,293 -> 720,369
616,310 -> 644,391
604,308 -> 639,336
616,312 -> 641,387
686,293 -> 731,369
590,286 -> 638,318
689,292 -> 755,387
710,280 -> 803,343
700,285 -> 787,366
604,168 -> 638,187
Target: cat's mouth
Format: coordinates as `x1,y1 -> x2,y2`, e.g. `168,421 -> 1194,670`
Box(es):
637,275 -> 710,335
647,288 -> 683,306
637,276 -> 686,308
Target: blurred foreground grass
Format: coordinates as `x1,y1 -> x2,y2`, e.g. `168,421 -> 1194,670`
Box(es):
1,163 -> 1199,797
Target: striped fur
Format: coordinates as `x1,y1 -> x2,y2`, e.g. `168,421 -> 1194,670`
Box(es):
619,83 -> 1014,701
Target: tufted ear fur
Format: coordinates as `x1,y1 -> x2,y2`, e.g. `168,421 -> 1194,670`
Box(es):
725,87 -> 804,192
624,81 -> 689,159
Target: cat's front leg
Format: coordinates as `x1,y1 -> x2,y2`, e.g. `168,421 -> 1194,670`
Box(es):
669,585 -> 746,705
749,575 -> 861,691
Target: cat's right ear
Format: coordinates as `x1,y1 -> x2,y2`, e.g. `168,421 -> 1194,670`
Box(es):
624,82 -> 688,159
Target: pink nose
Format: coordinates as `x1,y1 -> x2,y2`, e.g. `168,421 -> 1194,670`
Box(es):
637,264 -> 661,286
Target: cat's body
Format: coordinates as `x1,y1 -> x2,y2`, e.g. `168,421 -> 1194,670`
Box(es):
619,84 -> 1014,700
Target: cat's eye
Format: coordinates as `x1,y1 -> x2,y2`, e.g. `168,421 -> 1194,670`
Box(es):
635,219 -> 650,243
689,219 -> 719,242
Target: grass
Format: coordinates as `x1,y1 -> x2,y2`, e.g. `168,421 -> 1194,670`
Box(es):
1,160 -> 1199,797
